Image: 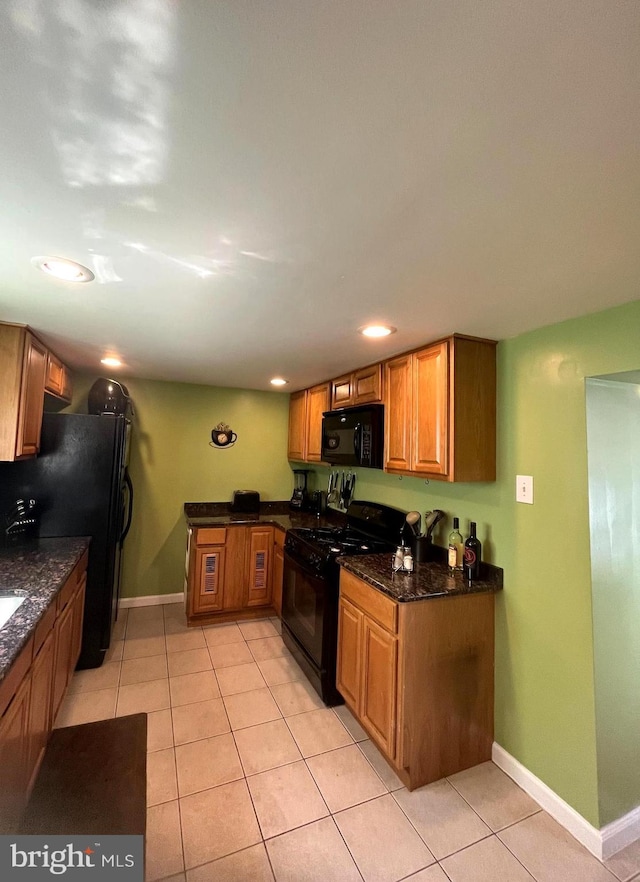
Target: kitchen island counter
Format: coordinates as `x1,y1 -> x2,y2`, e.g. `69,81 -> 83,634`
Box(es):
339,553 -> 502,602
0,537 -> 90,681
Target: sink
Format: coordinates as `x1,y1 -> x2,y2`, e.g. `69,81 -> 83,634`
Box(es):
0,590 -> 28,630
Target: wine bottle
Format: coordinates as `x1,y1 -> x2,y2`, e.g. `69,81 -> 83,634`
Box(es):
463,521 -> 482,581
447,517 -> 464,571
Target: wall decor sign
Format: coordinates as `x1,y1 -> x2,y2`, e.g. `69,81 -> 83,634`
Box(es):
210,422 -> 237,448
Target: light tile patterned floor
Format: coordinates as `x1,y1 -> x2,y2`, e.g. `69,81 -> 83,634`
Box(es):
54,604 -> 640,882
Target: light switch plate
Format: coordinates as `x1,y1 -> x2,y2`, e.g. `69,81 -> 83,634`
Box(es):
516,475 -> 534,504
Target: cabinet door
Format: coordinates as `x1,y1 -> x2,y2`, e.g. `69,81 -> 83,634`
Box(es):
26,628 -> 55,793
353,363 -> 382,404
246,527 -> 273,607
16,332 -> 47,458
194,546 -> 226,613
360,617 -> 398,759
412,341 -> 449,476
0,675 -> 32,833
331,375 -> 353,409
336,597 -> 363,710
51,601 -> 74,722
71,576 -> 87,672
384,354 -> 412,472
306,383 -> 330,462
61,365 -> 73,402
272,542 -> 284,618
222,527 -> 249,611
45,350 -> 65,396
287,390 -> 308,460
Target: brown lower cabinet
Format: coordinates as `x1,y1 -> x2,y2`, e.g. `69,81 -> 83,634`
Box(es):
0,552 -> 87,832
336,568 -> 495,790
186,524 -> 276,625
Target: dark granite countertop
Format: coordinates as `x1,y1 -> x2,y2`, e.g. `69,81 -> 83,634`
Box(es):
184,501 -> 346,533
0,537 -> 90,682
339,553 -> 503,602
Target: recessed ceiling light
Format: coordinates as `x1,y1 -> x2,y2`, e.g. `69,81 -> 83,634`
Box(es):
270,377 -> 288,386
360,324 -> 396,338
101,357 -> 122,368
32,256 -> 95,282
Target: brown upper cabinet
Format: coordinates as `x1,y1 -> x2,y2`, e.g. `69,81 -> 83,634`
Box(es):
330,363 -> 383,409
0,325 -> 47,461
45,350 -> 72,402
306,383 -> 330,462
287,390 -> 308,461
384,335 -> 496,482
0,322 -> 74,461
286,382 -> 330,463
288,333 -> 496,482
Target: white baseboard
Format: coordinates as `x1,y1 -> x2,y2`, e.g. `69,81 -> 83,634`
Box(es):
601,804 -> 640,860
492,742 -> 640,860
119,592 -> 184,609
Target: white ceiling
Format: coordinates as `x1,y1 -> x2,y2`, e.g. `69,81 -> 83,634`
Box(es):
0,0 -> 639,392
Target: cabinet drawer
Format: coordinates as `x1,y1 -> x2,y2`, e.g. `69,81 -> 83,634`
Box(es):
196,527 -> 227,546
274,527 -> 285,549
340,569 -> 397,634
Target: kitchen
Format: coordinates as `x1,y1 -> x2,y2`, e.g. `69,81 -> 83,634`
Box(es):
1,2 -> 640,881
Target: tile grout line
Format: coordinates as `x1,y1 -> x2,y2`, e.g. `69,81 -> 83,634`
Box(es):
387,783 -> 491,865
495,829 -> 556,882
442,774 -> 549,879
121,610 -> 555,881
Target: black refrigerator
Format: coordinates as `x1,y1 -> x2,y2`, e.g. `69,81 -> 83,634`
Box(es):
0,413 -> 133,669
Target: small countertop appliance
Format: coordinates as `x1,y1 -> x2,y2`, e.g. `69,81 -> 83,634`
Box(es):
88,378 -> 134,419
290,469 -> 310,511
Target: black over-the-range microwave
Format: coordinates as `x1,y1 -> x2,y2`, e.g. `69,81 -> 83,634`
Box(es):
321,404 -> 384,469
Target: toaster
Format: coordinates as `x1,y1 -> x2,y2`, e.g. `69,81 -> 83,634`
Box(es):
230,490 -> 260,513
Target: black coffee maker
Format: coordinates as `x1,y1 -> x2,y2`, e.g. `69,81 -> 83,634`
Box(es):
290,469 -> 310,511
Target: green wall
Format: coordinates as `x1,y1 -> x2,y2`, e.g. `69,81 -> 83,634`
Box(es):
586,378 -> 640,825
71,376 -> 293,601
303,298 -> 640,829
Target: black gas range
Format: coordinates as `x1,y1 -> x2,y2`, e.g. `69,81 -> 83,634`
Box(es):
281,500 -> 407,705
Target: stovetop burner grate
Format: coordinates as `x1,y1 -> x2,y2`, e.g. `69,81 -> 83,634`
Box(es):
288,525 -> 393,557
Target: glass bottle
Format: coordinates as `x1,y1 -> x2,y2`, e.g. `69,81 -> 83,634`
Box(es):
447,517 -> 464,571
463,521 -> 482,581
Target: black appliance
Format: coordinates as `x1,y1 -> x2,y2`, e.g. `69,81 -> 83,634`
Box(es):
290,469 -> 310,511
321,404 -> 384,469
231,490 -> 260,513
282,499 -> 406,705
0,413 -> 133,669
88,378 -> 134,418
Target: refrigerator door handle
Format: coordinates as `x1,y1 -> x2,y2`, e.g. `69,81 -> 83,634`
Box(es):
120,470 -> 134,544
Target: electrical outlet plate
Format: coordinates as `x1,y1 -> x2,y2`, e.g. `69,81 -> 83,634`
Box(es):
516,475 -> 534,504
